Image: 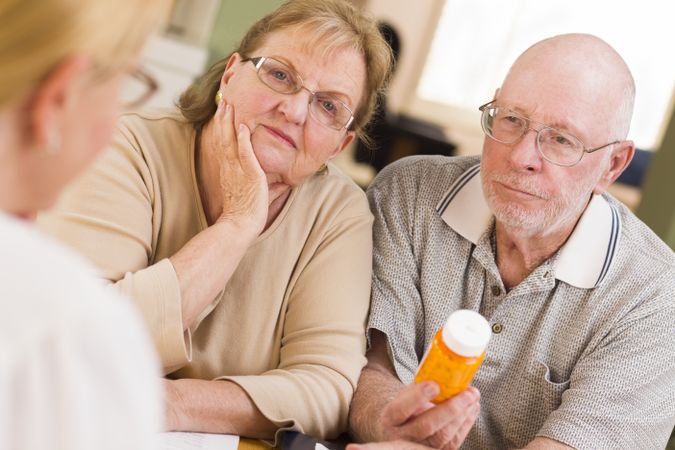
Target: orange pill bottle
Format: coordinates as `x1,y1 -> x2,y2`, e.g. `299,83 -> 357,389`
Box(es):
415,309 -> 491,403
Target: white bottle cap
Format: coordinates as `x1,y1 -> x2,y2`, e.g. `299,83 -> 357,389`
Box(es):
441,309 -> 491,357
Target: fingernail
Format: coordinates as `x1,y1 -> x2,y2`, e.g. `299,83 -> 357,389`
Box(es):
238,123 -> 246,134
225,104 -> 231,114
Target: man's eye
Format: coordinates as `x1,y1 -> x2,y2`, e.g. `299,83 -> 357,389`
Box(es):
553,133 -> 574,146
498,114 -> 523,127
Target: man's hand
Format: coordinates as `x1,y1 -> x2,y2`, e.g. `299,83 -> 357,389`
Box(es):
378,381 -> 479,449
349,331 -> 480,450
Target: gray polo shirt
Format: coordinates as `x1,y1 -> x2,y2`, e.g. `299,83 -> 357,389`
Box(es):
367,155 -> 675,450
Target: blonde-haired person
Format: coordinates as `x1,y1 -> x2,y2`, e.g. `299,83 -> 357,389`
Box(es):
39,0 -> 393,442
0,0 -> 170,449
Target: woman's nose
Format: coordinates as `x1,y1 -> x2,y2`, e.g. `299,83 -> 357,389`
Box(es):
277,88 -> 311,126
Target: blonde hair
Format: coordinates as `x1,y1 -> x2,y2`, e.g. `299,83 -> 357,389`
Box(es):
179,0 -> 393,146
0,0 -> 171,105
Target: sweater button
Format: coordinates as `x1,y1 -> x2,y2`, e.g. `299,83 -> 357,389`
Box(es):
491,323 -> 503,334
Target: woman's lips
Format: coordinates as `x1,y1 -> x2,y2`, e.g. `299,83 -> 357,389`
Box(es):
263,125 -> 296,148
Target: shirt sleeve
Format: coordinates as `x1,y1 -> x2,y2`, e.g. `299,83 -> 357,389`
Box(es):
0,288 -> 163,450
37,125 -> 190,372
365,160 -> 427,385
537,273 -> 675,450
219,198 -> 373,441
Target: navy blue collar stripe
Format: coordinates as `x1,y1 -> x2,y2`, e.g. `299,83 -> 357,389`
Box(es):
595,203 -> 620,287
436,164 -> 481,215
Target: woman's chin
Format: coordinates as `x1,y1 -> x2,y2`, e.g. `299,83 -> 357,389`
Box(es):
268,182 -> 289,201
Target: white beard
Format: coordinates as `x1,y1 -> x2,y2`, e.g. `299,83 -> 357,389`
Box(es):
481,170 -> 600,237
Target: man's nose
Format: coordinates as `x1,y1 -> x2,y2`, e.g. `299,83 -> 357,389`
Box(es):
508,127 -> 543,172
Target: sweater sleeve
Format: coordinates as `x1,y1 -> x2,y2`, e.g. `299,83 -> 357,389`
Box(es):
219,195 -> 373,440
37,124 -> 190,372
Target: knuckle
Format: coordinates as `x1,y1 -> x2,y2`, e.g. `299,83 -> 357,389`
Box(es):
428,427 -> 453,448
382,404 -> 403,427
407,420 -> 435,440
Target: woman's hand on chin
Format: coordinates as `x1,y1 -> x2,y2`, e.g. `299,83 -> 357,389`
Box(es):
207,100 -> 269,238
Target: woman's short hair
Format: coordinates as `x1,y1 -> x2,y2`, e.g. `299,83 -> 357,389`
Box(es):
178,0 -> 393,146
0,0 -> 170,105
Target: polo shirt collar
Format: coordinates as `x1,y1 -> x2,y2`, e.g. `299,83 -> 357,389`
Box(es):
436,163 -> 621,289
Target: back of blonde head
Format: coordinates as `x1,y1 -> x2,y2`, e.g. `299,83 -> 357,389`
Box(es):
0,0 -> 171,105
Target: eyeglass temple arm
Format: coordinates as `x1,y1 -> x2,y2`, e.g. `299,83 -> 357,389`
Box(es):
478,100 -> 497,111
585,140 -> 621,154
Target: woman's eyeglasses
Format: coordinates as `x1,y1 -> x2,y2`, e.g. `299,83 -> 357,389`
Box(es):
243,56 -> 355,131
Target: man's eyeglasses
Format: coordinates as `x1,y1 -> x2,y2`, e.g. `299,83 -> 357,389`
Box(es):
479,100 -> 620,167
120,67 -> 158,108
242,56 -> 355,131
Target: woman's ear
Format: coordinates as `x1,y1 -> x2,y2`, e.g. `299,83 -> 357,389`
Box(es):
329,131 -> 356,160
29,56 -> 90,149
220,53 -> 243,90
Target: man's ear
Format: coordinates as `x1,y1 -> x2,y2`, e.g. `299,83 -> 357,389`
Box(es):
29,56 -> 90,148
593,140 -> 635,194
220,53 -> 243,90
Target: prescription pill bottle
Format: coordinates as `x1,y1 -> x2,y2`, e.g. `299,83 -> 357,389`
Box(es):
415,309 -> 491,403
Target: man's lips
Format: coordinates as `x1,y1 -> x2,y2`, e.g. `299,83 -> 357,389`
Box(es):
263,125 -> 296,148
497,181 -> 544,199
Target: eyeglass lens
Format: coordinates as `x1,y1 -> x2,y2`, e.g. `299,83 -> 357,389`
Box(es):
254,57 -> 352,130
482,106 -> 584,166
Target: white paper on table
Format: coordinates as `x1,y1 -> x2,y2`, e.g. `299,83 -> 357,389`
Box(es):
157,432 -> 239,450
315,444 -> 330,450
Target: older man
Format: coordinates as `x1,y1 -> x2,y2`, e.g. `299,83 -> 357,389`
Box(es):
348,34 -> 675,450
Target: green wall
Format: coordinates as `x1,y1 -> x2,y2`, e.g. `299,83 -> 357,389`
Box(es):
637,99 -> 675,250
207,0 -> 283,65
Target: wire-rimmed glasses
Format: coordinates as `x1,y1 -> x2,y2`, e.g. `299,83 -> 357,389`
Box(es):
479,100 -> 619,167
243,56 -> 355,131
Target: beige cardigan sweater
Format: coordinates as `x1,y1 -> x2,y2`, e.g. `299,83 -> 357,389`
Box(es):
39,109 -> 373,438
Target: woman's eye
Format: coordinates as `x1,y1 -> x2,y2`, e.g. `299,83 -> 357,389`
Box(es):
321,100 -> 336,113
272,69 -> 288,81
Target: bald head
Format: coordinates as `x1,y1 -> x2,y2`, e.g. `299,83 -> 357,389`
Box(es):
501,34 -> 635,141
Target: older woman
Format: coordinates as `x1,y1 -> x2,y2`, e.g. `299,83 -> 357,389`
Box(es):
39,0 -> 392,442
0,0 -> 169,449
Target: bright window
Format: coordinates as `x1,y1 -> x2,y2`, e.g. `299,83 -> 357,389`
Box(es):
415,0 -> 675,149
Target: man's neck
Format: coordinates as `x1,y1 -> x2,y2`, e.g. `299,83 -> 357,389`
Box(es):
494,216 -> 579,290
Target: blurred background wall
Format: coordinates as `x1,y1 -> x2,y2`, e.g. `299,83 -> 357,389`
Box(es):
131,0 -> 675,250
